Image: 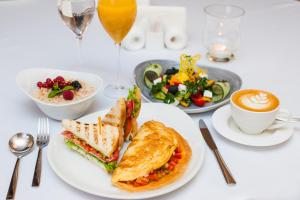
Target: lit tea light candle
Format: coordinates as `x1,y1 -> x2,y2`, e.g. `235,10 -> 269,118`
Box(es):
209,43 -> 232,59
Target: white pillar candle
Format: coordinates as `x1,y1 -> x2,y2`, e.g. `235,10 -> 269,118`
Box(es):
209,43 -> 232,59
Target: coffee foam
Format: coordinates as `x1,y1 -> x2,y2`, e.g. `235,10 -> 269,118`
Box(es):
232,90 -> 279,112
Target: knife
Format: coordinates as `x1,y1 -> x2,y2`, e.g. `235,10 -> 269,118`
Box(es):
199,119 -> 236,184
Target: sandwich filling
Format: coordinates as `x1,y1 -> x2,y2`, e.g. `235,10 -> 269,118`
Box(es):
122,148 -> 182,187
62,131 -> 119,171
126,86 -> 141,119
124,86 -> 141,138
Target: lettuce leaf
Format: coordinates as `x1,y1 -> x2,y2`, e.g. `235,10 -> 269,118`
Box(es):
64,139 -> 117,172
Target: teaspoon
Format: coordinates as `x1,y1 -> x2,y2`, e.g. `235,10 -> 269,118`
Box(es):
6,133 -> 34,200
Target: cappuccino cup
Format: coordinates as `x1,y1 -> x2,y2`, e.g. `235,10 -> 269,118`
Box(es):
230,89 -> 281,134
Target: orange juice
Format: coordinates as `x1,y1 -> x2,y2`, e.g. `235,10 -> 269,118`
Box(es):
97,0 -> 137,44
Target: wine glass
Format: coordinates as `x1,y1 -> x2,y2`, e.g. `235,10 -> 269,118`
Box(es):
97,0 -> 137,99
57,0 -> 95,64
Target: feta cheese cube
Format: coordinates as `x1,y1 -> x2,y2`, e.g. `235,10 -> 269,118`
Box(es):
199,72 -> 208,79
153,77 -> 162,85
203,90 -> 213,98
178,84 -> 187,91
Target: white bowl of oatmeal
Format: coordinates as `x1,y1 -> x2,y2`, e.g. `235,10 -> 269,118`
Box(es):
16,68 -> 103,120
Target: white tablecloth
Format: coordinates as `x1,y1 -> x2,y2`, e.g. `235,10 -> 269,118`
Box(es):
1,0 -> 300,199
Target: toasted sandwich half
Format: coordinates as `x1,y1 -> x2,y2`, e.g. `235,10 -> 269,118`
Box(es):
124,86 -> 142,140
61,99 -> 126,173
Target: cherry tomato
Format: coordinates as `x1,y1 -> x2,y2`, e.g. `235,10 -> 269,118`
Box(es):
175,148 -> 181,153
191,96 -> 206,107
149,173 -> 159,181
169,161 -> 177,167
135,177 -> 149,186
171,157 -> 179,164
174,152 -> 182,159
190,93 -> 202,99
167,165 -> 175,171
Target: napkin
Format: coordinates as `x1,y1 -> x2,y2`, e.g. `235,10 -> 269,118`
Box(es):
145,17 -> 164,50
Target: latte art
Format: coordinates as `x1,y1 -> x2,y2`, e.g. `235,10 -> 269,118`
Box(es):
232,89 -> 279,112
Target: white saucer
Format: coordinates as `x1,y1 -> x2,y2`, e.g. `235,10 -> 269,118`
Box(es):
212,105 -> 294,147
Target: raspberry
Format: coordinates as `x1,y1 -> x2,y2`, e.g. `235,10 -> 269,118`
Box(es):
54,76 -> 65,83
65,81 -> 72,86
63,90 -> 74,100
46,78 -> 53,88
46,78 -> 52,83
37,82 -> 43,88
58,82 -> 66,89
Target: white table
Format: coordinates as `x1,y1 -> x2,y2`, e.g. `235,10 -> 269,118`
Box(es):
1,0 -> 300,199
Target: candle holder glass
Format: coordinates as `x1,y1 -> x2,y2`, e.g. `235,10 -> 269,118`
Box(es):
203,4 -> 245,62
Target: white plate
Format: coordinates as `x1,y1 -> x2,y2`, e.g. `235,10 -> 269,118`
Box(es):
47,103 -> 205,199
212,105 -> 294,147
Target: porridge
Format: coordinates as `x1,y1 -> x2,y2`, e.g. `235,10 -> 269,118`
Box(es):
33,76 -> 95,104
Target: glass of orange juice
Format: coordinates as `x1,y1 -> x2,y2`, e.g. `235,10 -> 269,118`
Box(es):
97,0 -> 137,98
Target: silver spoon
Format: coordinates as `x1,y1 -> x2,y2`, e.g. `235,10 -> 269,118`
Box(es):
6,133 -> 34,200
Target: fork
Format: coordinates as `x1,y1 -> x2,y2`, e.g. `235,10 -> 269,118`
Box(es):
32,118 -> 50,187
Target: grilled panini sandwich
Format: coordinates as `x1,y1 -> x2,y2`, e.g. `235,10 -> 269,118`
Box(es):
61,98 -> 126,172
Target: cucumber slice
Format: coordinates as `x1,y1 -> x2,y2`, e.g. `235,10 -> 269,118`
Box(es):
221,81 -> 231,98
145,71 -> 159,82
144,64 -> 163,77
153,91 -> 166,100
212,81 -> 231,101
212,84 -> 223,95
212,94 -> 223,102
144,77 -> 153,89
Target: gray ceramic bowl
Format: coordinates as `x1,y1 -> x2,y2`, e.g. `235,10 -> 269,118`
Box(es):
134,59 -> 242,114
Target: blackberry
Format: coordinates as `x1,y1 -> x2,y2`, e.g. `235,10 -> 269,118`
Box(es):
72,80 -> 82,90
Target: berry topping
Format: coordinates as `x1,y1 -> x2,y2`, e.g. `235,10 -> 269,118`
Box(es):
37,81 -> 43,88
71,80 -> 82,90
63,90 -> 74,100
65,81 -> 72,86
54,76 -> 65,83
46,78 -> 53,88
58,82 -> 67,89
46,78 -> 52,83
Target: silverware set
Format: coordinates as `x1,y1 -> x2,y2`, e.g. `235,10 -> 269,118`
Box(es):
6,118 -> 50,200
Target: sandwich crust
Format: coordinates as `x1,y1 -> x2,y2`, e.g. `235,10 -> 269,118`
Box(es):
112,121 -> 192,192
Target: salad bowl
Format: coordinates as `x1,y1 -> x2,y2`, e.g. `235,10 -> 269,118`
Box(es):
134,59 -> 242,114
